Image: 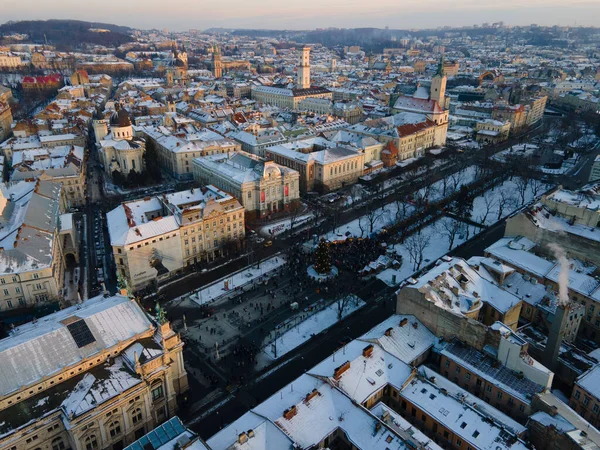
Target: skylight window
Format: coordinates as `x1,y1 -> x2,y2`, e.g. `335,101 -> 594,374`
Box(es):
460,422 -> 467,429
473,430 -> 480,438
66,319 -> 96,348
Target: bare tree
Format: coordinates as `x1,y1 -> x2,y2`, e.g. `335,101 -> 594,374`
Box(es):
514,176 -> 530,205
530,178 -> 547,198
448,170 -> 464,196
440,174 -> 450,198
497,188 -> 517,221
393,194 -> 411,224
334,294 -> 359,320
405,231 -> 431,271
437,218 -> 463,251
477,191 -> 497,225
364,203 -> 384,235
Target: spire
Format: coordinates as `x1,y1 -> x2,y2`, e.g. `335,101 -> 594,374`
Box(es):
436,55 -> 445,77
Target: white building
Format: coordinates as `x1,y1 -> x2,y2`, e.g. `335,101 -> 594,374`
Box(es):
98,105 -> 145,177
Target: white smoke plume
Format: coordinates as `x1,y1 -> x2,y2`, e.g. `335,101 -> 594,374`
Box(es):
548,243 -> 570,307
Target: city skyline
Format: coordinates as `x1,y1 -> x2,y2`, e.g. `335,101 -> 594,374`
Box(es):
2,0 -> 600,32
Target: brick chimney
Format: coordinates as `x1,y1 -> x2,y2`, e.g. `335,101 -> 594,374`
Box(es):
333,361 -> 351,379
304,388 -> 319,403
283,405 -> 298,420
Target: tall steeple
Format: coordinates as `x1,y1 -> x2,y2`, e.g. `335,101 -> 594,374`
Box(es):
436,55 -> 445,76
213,45 -> 222,79
430,55 -> 447,106
297,46 -> 311,89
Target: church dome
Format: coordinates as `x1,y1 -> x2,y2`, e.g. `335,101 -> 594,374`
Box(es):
110,104 -> 132,128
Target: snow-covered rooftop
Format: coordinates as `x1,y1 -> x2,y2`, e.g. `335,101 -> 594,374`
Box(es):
400,376 -> 528,450
441,340 -> 545,403
0,294 -> 152,398
414,257 -> 520,315
359,315 -> 436,365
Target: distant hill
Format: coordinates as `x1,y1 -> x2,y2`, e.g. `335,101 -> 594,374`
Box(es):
0,20 -> 135,48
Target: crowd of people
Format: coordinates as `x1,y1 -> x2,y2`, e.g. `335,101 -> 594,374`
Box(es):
332,237 -> 387,273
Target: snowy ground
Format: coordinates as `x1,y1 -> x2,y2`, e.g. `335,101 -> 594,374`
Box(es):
323,202 -> 415,241
376,216 -> 482,286
257,295 -> 366,368
492,143 -> 539,163
325,166 -> 479,242
189,255 -> 286,306
470,177 -> 552,226
376,176 -> 553,286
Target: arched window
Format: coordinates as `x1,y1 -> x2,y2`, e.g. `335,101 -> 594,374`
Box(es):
85,435 -> 99,450
108,421 -> 122,438
52,437 -> 66,450
131,407 -> 143,425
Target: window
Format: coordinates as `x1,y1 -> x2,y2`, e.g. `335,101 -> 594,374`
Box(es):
575,390 -> 581,399
6,300 -> 12,308
466,372 -> 471,380
151,383 -> 164,401
584,396 -> 590,406
519,404 -> 525,412
131,407 -> 143,424
456,439 -> 462,446
486,385 -> 492,393
52,437 -> 66,450
109,421 -> 121,438
445,360 -> 450,368
85,435 -> 99,450
497,391 -> 503,400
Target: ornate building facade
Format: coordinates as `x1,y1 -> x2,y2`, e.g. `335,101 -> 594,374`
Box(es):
0,294 -> 188,450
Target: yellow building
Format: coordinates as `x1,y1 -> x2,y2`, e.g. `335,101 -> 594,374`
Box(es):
476,119 -> 511,144
108,186 -> 245,291
0,294 -> 188,450
267,140 -> 364,192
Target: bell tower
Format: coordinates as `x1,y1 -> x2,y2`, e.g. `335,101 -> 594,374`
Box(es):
430,56 -> 447,106
297,46 -> 311,89
213,45 -> 222,79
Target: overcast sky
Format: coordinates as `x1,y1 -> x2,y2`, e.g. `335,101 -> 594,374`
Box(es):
3,0 -> 600,31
